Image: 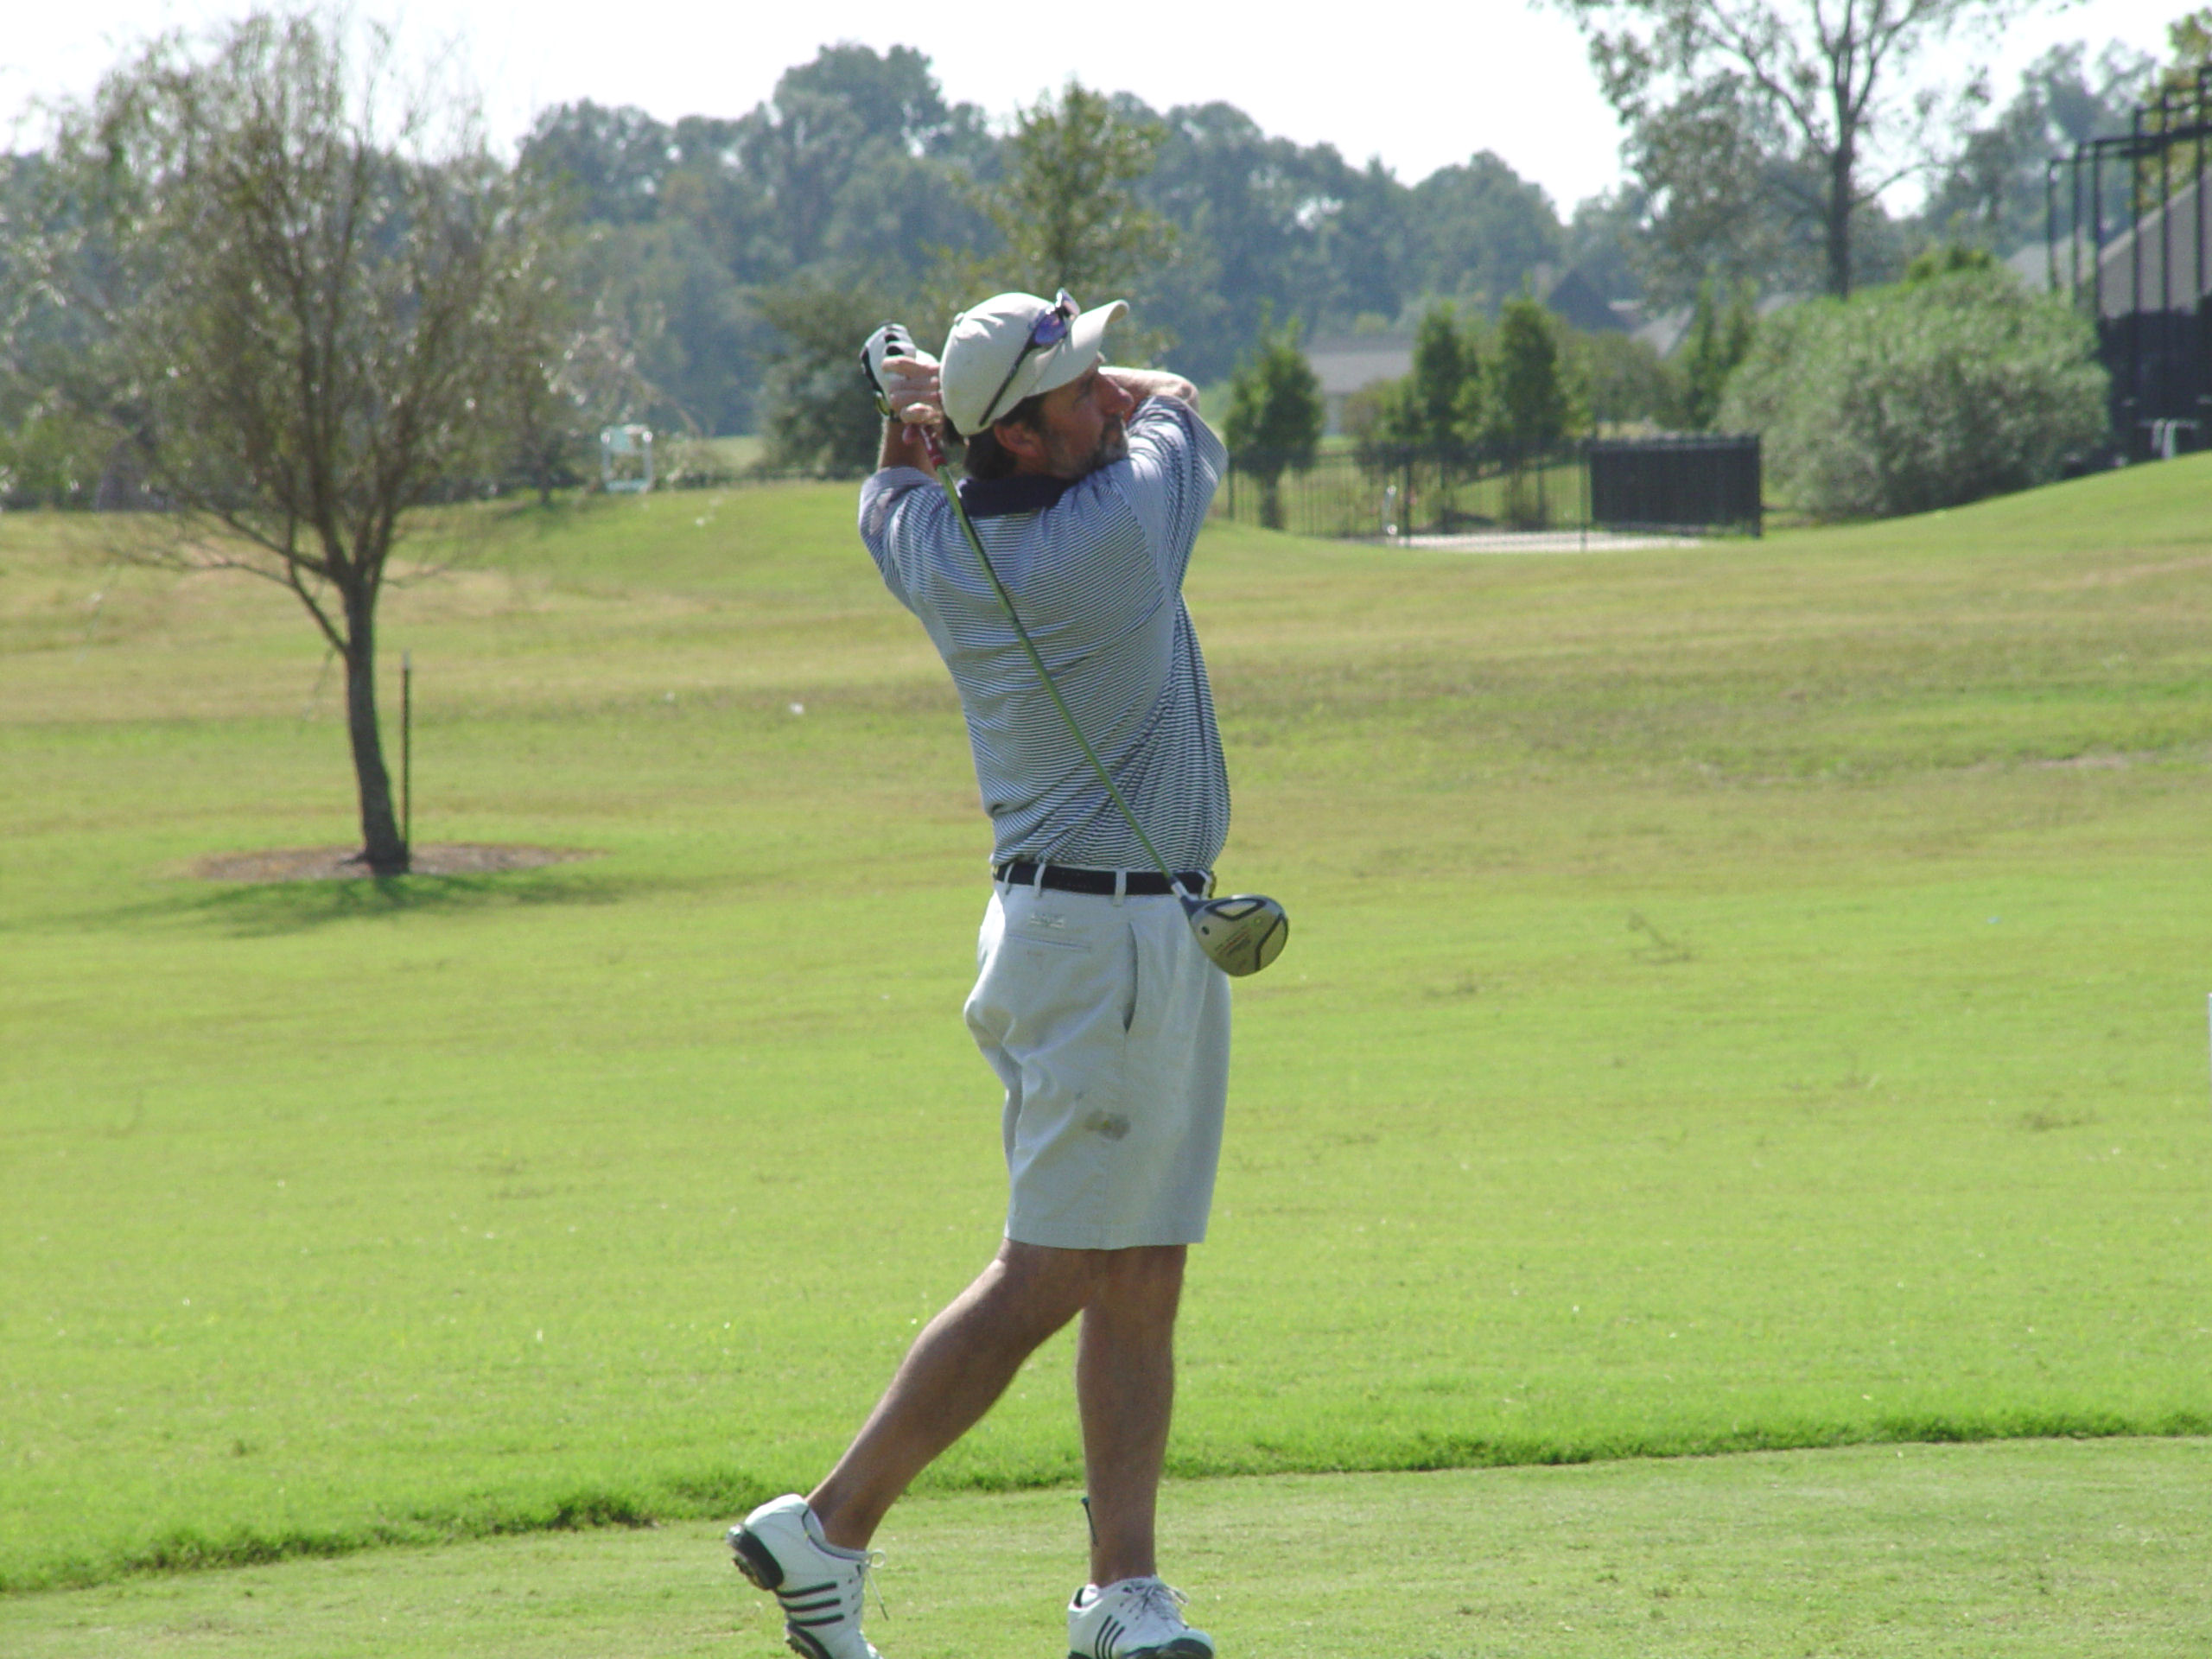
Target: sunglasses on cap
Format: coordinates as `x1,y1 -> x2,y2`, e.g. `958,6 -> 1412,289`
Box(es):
975,290 -> 1078,433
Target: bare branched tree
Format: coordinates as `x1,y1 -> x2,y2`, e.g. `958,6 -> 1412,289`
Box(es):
1554,0 -> 2042,297
7,10 -> 572,872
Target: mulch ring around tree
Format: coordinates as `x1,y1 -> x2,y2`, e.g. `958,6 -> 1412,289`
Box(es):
188,844 -> 598,883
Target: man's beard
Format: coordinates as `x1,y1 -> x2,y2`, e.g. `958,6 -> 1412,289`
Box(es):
1046,416 -> 1128,480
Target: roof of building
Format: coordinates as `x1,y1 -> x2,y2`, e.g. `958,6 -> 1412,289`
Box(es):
1541,268 -> 1631,334
1302,335 -> 1414,397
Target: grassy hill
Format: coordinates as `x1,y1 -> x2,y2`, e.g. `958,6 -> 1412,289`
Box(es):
3,458 -> 2209,1597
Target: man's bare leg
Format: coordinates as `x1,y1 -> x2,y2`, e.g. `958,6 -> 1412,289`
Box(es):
807,1240 -> 1096,1552
1075,1245 -> 1185,1586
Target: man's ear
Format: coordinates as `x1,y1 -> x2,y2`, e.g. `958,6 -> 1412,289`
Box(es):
991,416 -> 1048,468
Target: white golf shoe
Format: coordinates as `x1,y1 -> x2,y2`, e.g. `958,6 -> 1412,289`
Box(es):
727,1494 -> 884,1659
1066,1576 -> 1215,1659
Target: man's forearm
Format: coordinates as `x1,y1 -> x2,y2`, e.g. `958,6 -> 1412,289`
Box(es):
879,417 -> 933,474
1107,367 -> 1198,409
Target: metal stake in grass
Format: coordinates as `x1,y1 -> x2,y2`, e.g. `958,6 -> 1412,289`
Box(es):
402,651 -> 414,856
909,417 -> 1287,978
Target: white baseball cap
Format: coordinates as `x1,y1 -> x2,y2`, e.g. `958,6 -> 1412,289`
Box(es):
939,290 -> 1129,437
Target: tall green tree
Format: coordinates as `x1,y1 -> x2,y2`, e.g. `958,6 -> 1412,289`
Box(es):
1408,302 -> 1485,452
2150,9 -> 2212,181
6,10 -> 569,874
1618,73 -> 1830,302
1681,280 -> 1758,429
1490,298 -> 1572,450
1134,102 -> 1346,382
755,276 -> 896,476
989,82 -> 1177,303
1222,315 -> 1324,530
2158,7 -> 2212,94
1405,152 -> 1565,308
1561,185 -> 1652,304
1555,0 -> 2043,298
1920,43 -> 2153,257
724,45 -> 994,280
518,47 -> 995,429
1348,303 -> 1485,486
1490,296 -> 1573,525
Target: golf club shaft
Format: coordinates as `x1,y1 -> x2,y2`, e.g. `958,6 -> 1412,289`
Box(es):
916,424 -> 1191,898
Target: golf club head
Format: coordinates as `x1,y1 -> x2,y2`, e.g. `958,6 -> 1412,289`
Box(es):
1182,892 -> 1289,977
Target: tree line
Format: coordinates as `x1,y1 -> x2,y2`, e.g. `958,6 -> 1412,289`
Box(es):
2,16 -> 2183,489
480,15 -> 2196,440
499,23 -> 2167,451
509,46 -> 1582,442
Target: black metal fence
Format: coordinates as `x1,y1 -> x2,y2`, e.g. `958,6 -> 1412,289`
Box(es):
1214,443 -> 1586,540
1588,435 -> 1763,536
2097,308 -> 2207,457
2049,67 -> 2211,457
1215,436 -> 1762,540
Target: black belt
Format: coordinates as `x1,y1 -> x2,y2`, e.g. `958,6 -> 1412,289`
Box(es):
994,861 -> 1210,897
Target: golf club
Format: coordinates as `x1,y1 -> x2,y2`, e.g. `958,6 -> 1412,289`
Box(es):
863,326 -> 1288,978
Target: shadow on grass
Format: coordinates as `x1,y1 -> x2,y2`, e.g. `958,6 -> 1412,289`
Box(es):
66,867 -> 653,939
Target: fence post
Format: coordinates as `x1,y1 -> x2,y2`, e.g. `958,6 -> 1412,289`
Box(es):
1751,435 -> 1764,537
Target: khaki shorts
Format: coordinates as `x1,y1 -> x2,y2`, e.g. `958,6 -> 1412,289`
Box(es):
963,879 -> 1231,1249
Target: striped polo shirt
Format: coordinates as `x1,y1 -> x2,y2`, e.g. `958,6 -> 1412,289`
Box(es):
858,395 -> 1230,874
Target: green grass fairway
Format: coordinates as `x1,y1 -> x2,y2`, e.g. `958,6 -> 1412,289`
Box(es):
3,457 -> 2211,1600
6,1441 -> 2209,1657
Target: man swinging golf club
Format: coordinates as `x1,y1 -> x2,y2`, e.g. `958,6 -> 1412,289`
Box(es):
726,289 -> 1274,1659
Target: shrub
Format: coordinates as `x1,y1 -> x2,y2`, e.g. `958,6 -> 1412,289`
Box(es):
1681,280 -> 1756,431
0,404 -> 109,508
1571,329 -> 1687,433
1720,269 -> 2108,518
1223,314 -> 1324,529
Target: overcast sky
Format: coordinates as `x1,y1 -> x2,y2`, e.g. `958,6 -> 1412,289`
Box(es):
1,0 -> 2191,212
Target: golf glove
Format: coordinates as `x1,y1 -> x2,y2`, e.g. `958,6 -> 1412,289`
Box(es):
859,324 -> 943,426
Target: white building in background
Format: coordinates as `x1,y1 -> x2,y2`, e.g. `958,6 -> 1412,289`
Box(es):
1300,333 -> 1414,435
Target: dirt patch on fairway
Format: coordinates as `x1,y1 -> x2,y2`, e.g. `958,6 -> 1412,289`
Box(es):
189,843 -> 598,883
2024,753 -> 2133,771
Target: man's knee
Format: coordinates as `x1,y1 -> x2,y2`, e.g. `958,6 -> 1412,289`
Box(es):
982,1241 -> 1097,1338
1090,1244 -> 1186,1319
996,1240 -> 1185,1316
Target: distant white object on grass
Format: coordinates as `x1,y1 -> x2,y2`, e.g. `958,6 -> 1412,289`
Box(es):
1402,529 -> 1700,555
2151,419 -> 2198,461
600,423 -> 654,493
788,702 -> 804,716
